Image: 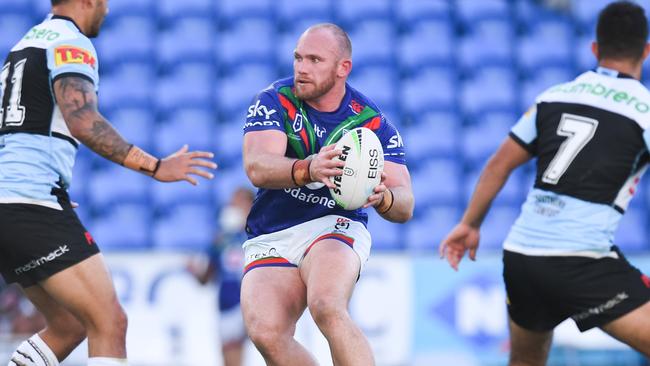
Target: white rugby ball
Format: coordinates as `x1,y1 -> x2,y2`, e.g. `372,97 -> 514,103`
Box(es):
329,127 -> 384,210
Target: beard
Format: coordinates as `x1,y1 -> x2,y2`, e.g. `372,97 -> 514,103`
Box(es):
294,71 -> 336,101
87,13 -> 105,38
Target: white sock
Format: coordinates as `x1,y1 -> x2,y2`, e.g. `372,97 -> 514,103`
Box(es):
7,334 -> 59,366
87,358 -> 128,366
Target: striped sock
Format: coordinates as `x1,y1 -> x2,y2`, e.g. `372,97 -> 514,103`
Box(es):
7,334 -> 59,366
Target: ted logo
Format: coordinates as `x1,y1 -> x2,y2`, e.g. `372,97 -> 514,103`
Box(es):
54,46 -> 96,69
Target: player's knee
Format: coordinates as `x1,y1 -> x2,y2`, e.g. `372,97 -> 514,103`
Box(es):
247,322 -> 286,357
308,296 -> 348,330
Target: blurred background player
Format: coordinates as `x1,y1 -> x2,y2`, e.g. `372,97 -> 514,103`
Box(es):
188,187 -> 254,366
241,23 -> 414,365
0,0 -> 216,365
440,1 -> 650,365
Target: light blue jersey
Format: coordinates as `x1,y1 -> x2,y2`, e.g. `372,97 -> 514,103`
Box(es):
505,68 -> 650,257
0,15 -> 99,209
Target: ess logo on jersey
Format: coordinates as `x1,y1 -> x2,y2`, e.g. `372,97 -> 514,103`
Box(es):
54,46 -> 96,69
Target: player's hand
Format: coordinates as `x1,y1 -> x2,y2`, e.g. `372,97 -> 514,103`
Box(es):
439,222 -> 480,271
309,144 -> 345,189
363,172 -> 388,208
154,145 -> 217,185
71,201 -> 79,209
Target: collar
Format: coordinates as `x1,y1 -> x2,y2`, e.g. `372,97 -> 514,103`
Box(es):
51,14 -> 82,33
595,66 -> 634,79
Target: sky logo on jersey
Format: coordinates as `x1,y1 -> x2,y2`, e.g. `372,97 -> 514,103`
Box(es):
54,46 -> 96,69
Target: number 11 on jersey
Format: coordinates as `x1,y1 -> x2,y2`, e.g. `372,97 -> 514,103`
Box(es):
0,58 -> 27,128
542,113 -> 599,185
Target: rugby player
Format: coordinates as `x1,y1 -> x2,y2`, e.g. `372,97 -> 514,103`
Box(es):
241,23 -> 414,365
0,1 -> 216,365
440,2 -> 650,364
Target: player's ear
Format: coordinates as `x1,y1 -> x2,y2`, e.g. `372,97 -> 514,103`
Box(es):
337,58 -> 352,79
641,43 -> 650,61
591,42 -> 600,60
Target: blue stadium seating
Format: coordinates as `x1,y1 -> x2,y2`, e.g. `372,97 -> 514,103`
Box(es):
347,19 -> 395,67
216,64 -> 275,115
90,203 -> 153,250
99,62 -> 154,110
105,108 -> 156,152
102,0 -> 154,16
615,207 -> 647,253
153,203 -> 216,250
213,119 -> 244,165
411,158 -> 461,207
402,66 -> 457,113
348,65 -> 397,111
460,67 -> 516,115
366,209 -> 403,250
0,14 -> 33,57
395,0 -> 450,23
398,19 -> 453,69
219,18 -> 275,67
156,63 -> 215,110
96,15 -> 156,64
461,110 -> 515,163
334,0 -> 392,24
158,17 -> 215,66
458,19 -> 514,71
456,0 -> 510,24
405,205 -> 461,251
517,19 -> 574,71
155,107 -> 216,154
88,165 -> 151,208
277,0 -> 332,23
521,66 -> 575,110
217,0 -> 273,20
157,0 -> 213,20
402,111 -> 459,160
478,205 -> 520,250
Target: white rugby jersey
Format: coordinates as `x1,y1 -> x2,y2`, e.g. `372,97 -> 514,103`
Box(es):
505,67 -> 650,257
0,15 -> 99,209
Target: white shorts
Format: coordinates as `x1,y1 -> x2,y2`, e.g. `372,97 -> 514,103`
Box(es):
242,215 -> 371,275
219,305 -> 246,346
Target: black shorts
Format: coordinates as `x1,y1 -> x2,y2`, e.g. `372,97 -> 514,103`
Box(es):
0,191 -> 100,287
503,247 -> 650,332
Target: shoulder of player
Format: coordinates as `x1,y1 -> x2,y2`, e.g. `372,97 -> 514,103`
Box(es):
14,18 -> 91,52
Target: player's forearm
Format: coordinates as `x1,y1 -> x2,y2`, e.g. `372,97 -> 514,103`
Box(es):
376,186 -> 414,223
461,160 -> 511,228
245,153 -> 304,189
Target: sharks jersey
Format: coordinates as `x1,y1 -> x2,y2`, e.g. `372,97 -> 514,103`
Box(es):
243,78 -> 406,238
0,15 -> 99,210
505,67 -> 650,256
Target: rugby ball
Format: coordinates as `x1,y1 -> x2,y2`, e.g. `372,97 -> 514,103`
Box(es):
329,127 -> 384,210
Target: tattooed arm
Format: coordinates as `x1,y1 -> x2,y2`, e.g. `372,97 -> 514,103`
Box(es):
53,75 -> 217,184
53,75 -> 132,164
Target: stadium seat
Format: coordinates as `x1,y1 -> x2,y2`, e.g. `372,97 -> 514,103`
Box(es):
461,110 -> 517,162
157,0 -> 213,20
615,207 -> 648,252
105,107 -> 156,152
151,177 -> 215,210
153,203 -> 216,251
218,18 -> 275,67
402,66 -> 457,114
456,0 -> 509,24
158,17 -> 215,67
0,14 -> 33,57
575,34 -> 597,73
212,167 -> 253,207
217,0 -> 273,21
156,63 -> 215,111
411,158 -> 461,206
517,19 -> 573,71
396,0 -> 450,23
460,66 -> 516,115
402,111 -> 459,160
398,18 -> 453,70
213,120 -> 244,164
96,15 -> 156,64
347,65 -> 397,110
88,165 -> 151,208
479,205 -> 520,251
155,107 -> 216,155
3,0 -> 33,14
277,0 -> 332,23
463,164 -> 527,206
366,209 -> 403,250
334,0 -> 391,24
405,205 -> 461,251
458,19 -> 514,71
521,66 -> 574,110
102,0 -> 154,16
216,64 -> 275,115
347,19 -> 395,67
99,62 -> 154,110
90,203 -> 152,250
571,0 -> 614,29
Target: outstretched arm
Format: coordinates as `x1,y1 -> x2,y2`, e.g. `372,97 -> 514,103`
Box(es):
53,75 -> 216,184
440,136 -> 532,270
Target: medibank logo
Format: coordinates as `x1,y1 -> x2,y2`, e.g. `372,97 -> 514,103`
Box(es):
14,245 -> 70,275
54,46 -> 96,69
